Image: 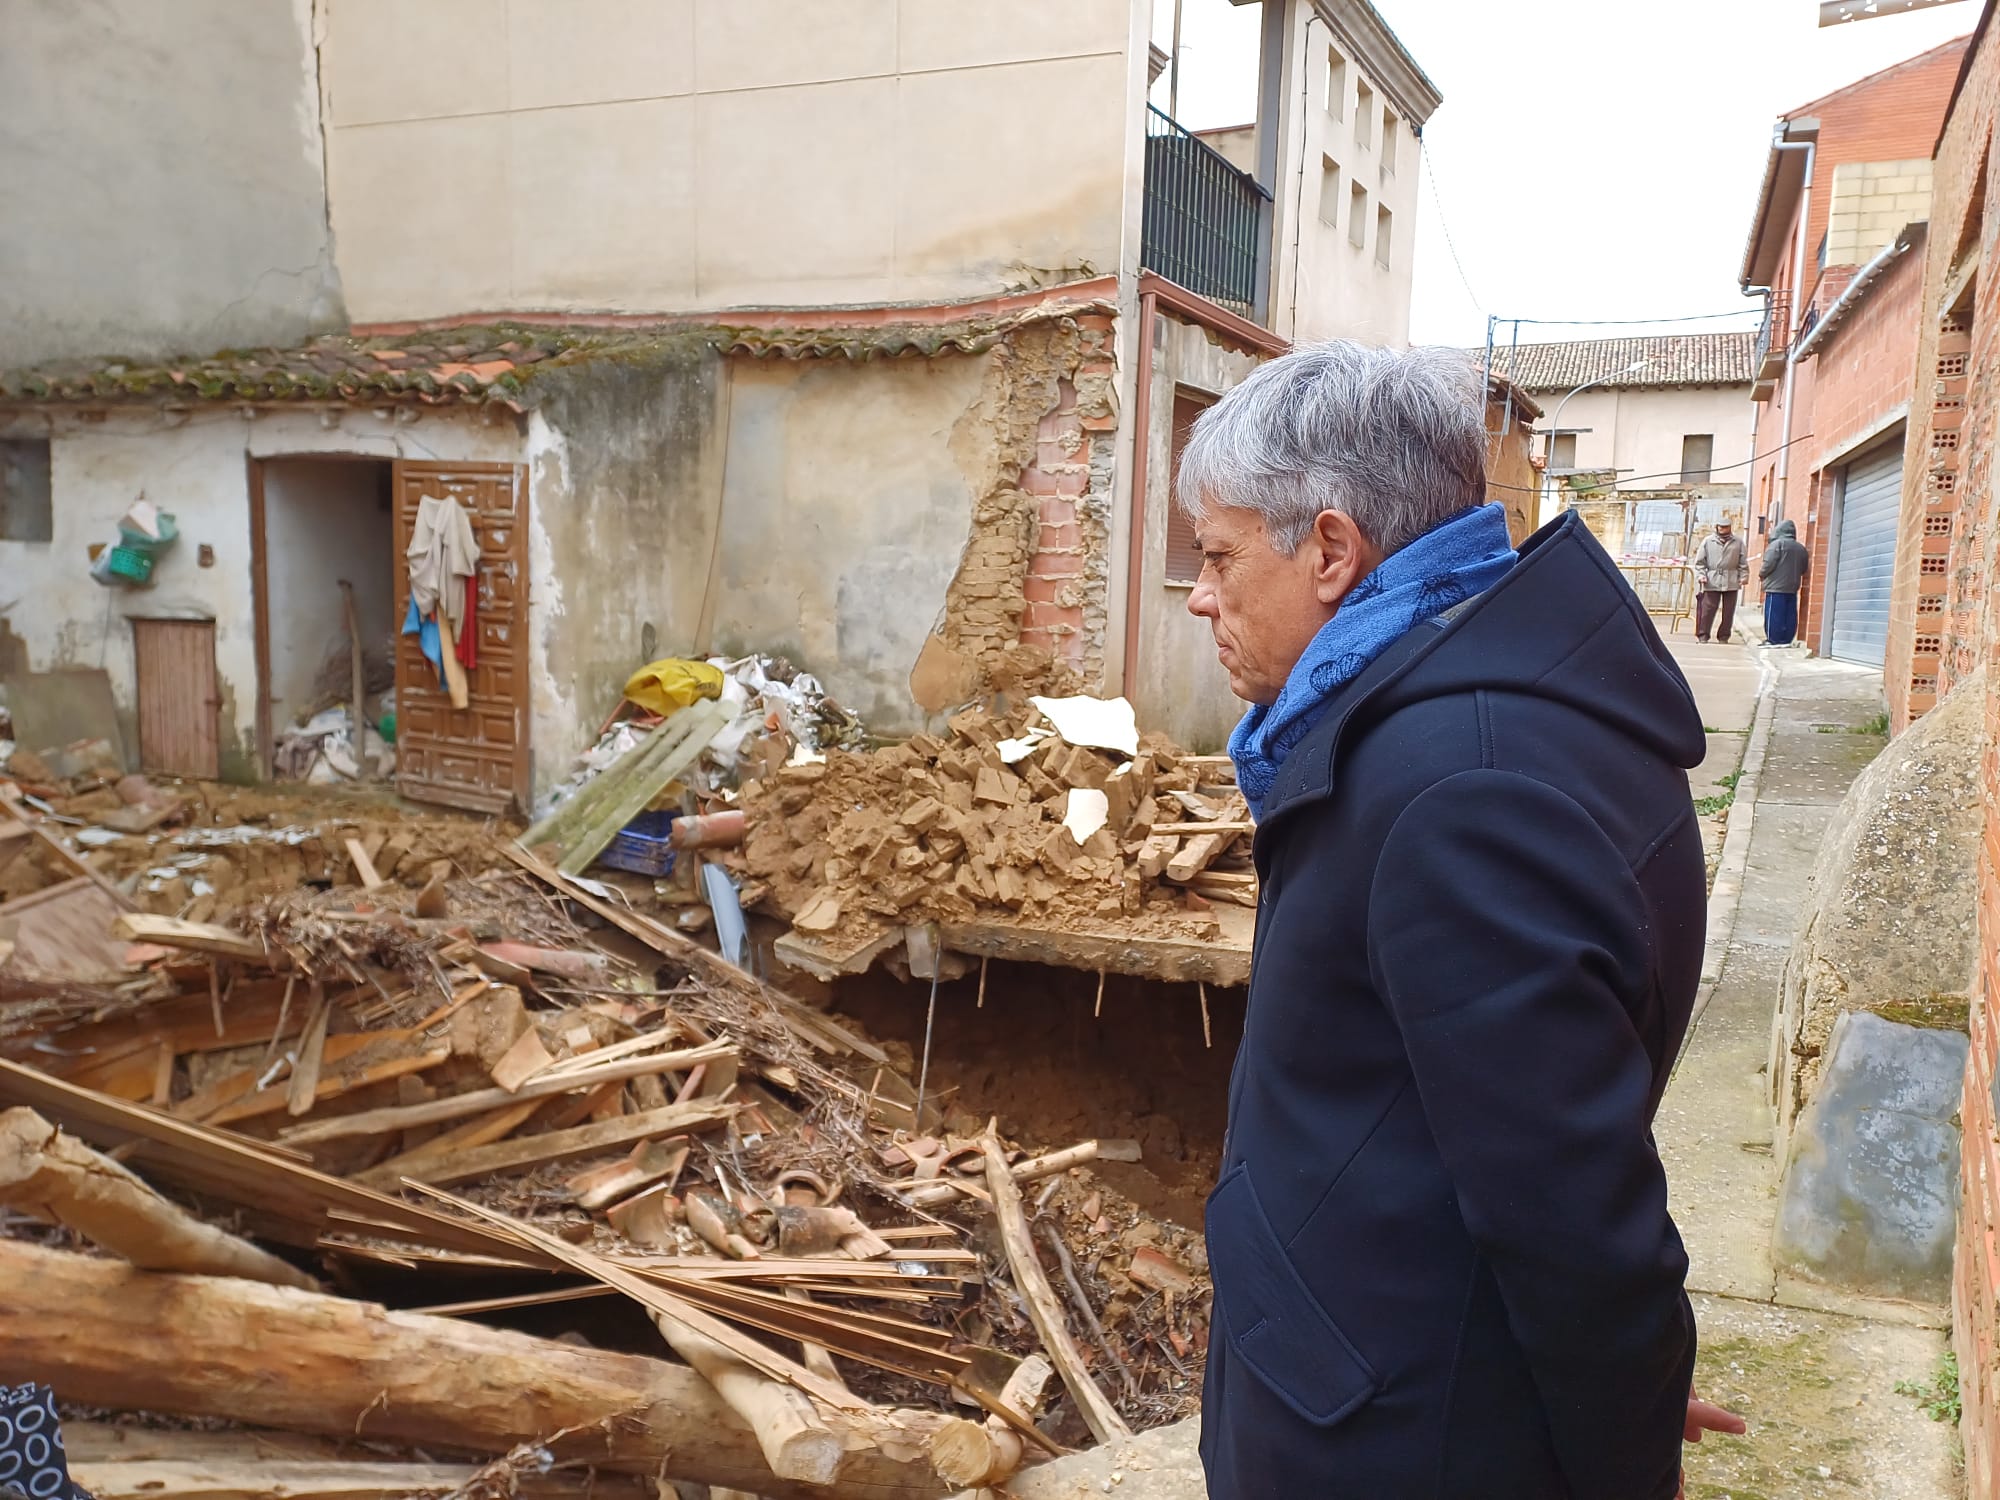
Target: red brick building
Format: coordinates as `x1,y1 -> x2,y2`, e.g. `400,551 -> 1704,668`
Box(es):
1740,38 -> 1968,663
1883,5 -> 2000,1487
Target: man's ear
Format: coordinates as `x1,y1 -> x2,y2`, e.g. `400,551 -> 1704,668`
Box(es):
1309,510 -> 1382,607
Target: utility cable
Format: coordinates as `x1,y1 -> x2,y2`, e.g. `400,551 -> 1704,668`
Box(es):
1422,148 -> 1483,313
1481,432 -> 1815,496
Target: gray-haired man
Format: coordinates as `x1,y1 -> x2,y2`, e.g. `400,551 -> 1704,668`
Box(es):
1179,342 -> 1743,1498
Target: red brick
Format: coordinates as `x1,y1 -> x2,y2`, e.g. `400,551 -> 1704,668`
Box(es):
1021,466 -> 1085,498
1036,521 -> 1083,550
1037,496 -> 1077,526
1030,550 -> 1086,580
1021,601 -> 1081,631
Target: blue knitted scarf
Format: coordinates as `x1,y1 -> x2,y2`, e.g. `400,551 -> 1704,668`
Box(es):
1229,503 -> 1517,818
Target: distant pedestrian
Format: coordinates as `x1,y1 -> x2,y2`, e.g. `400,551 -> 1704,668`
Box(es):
1692,519 -> 1746,643
1759,519 -> 1809,647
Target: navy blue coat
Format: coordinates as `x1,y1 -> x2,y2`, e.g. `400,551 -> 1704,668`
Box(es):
1201,513 -> 1706,1500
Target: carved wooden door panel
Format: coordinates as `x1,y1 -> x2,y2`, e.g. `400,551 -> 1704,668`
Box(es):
391,461 -> 530,813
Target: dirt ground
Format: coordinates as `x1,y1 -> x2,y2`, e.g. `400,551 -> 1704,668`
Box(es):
828,962 -> 1242,1231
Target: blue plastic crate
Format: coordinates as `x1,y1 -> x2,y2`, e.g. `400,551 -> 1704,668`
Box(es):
595,812 -> 678,876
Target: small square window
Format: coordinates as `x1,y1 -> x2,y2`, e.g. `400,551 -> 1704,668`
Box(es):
1381,109 -> 1398,174
1681,434 -> 1715,485
1550,433 -> 1578,471
1348,182 -> 1368,247
1166,388 -> 1218,583
1355,83 -> 1375,148
1318,157 -> 1341,226
1375,204 -> 1394,269
1325,47 -> 1346,119
0,439 -> 52,542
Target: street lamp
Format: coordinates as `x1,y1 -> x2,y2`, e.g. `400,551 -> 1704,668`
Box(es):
1541,358 -> 1649,526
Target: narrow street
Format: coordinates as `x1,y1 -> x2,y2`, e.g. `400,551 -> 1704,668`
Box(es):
1659,636 -> 1961,1499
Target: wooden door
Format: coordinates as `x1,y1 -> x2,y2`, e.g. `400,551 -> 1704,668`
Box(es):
131,619 -> 220,779
391,461 -> 530,813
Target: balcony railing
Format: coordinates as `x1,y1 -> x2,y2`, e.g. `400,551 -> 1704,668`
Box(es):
1142,106 -> 1271,319
1754,291 -> 1791,384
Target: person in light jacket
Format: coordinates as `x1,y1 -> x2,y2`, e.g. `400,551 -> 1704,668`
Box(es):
1759,520 -> 1809,647
1691,520 -> 1747,643
1179,343 -> 1743,1499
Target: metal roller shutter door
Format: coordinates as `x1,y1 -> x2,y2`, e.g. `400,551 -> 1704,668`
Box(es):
1829,442 -> 1904,667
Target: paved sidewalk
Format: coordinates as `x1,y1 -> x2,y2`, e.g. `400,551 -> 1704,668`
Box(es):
1658,640 -> 1960,1499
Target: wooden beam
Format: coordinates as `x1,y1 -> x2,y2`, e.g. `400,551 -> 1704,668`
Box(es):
937,909 -> 1252,986
112,913 -> 266,963
281,1041 -> 734,1145
0,1107 -> 315,1290
979,1136 -> 1130,1446
358,1099 -> 737,1189
0,1237 -> 949,1500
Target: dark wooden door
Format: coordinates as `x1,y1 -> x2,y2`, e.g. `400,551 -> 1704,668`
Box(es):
391,461 -> 530,813
131,618 -> 221,779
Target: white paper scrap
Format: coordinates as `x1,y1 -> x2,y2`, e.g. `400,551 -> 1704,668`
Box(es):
1063,787 -> 1110,845
1030,695 -> 1139,758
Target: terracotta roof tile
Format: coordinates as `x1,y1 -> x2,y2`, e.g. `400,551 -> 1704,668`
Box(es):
0,298 -> 1115,411
1474,332 -> 1756,393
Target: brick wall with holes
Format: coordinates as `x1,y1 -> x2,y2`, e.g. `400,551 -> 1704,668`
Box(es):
1890,20 -> 2000,1492
1792,245 -> 1925,654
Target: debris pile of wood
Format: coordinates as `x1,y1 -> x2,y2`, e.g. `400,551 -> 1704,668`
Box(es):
735,700 -> 1253,949
0,818 -> 1211,1498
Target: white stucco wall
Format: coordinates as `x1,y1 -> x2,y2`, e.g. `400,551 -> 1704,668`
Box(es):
0,406 -> 519,776
261,457 -> 396,729
1266,3 -> 1423,348
0,0 -> 342,365
1537,385 -> 1757,494
321,0 -> 1134,322
1131,314 -> 1263,753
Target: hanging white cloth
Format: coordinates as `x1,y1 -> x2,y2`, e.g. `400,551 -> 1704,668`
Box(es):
406,493 -> 479,632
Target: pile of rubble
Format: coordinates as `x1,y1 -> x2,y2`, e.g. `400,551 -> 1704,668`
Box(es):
0,772 -> 1209,1496
735,698 -> 1252,948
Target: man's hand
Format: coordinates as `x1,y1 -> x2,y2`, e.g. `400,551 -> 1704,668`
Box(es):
1677,1393 -> 1748,1497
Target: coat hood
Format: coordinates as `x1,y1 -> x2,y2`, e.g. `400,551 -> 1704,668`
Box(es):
1367,511 -> 1706,769
1261,512 -> 1707,824
1774,519 -> 1797,540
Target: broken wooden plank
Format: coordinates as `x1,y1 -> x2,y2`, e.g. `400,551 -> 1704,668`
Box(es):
359,1099 -> 737,1189
285,987 -> 331,1117
112,913 -> 266,963
0,1106 -> 315,1290
937,908 -> 1253,986
343,837 -> 386,891
279,1039 -> 735,1145
71,1456 -> 660,1500
557,700 -> 731,876
0,876 -> 132,984
980,1135 -> 1131,1445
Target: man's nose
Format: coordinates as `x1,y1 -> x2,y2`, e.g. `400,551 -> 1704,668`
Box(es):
1187,581 -> 1217,619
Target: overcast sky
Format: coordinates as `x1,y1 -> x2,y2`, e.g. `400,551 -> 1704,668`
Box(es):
1149,0 -> 1979,349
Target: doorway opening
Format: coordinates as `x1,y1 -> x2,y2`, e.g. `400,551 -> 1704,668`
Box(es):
252,456 -> 396,775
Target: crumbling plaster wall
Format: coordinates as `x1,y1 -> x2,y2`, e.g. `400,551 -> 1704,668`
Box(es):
0,406 -> 516,778
524,347 -> 728,788
708,352 -> 990,738
0,0 -> 342,365
1130,315 -> 1261,753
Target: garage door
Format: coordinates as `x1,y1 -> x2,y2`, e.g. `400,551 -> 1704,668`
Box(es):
1829,439 -> 1905,667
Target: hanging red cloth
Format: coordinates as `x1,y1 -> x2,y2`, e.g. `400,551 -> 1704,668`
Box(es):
455,574 -> 478,670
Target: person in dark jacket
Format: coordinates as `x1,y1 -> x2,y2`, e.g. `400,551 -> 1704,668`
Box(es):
1177,343 -> 1742,1499
1759,519 -> 1809,647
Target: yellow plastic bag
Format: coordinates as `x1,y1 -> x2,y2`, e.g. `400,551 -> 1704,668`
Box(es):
623,657 -> 726,716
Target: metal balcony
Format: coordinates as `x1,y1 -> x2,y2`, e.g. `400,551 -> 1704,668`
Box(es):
1142,106 -> 1271,320
1754,291 -> 1792,390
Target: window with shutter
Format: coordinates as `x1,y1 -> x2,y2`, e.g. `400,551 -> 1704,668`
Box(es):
1166,387 -> 1217,584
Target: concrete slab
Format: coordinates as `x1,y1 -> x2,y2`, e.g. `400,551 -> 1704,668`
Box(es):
1668,638 -> 1762,734
1662,942 -> 1784,1302
1685,1293 -> 1957,1500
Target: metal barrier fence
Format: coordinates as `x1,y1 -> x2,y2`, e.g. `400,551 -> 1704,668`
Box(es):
1619,564 -> 1696,631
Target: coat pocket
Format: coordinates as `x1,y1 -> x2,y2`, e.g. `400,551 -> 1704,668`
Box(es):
1206,1164 -> 1380,1427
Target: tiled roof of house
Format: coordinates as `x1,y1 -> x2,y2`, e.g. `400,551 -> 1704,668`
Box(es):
1475,332 -> 1756,393
0,297 -> 1114,411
